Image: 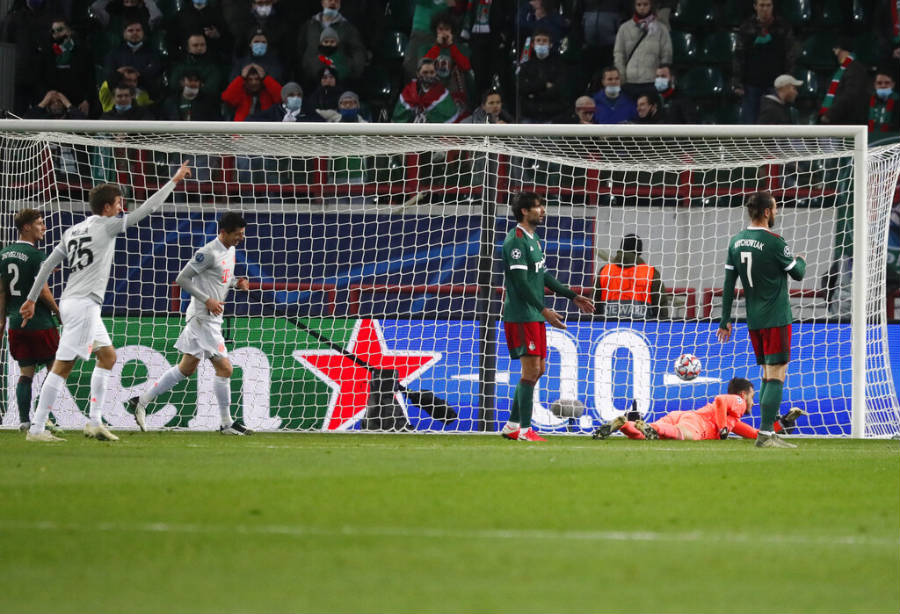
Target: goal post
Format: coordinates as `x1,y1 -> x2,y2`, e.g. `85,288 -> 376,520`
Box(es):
0,120 -> 898,437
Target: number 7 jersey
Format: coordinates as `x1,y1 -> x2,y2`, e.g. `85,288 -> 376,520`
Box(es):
54,215 -> 127,303
724,226 -> 805,330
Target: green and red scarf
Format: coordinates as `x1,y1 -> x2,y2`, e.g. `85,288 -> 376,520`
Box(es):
819,54 -> 855,117
869,93 -> 898,132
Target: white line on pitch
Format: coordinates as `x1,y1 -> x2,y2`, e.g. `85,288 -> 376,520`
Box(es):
2,520 -> 896,548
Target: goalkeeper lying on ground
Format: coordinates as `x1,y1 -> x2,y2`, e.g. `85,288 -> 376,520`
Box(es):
592,377 -> 806,441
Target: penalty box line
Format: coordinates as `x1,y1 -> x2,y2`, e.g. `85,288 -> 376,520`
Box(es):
2,520 -> 897,548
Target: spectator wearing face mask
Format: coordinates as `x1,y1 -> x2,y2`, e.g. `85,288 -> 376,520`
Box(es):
307,65 -> 342,119
869,68 -> 900,135
162,70 -> 222,121
221,62 -> 282,121
247,81 -> 322,122
168,32 -> 225,99
229,0 -> 292,63
653,63 -> 696,124
38,18 -> 93,116
231,29 -> 284,83
393,57 -> 460,123
317,90 -> 368,123
103,19 -> 163,98
301,27 -> 350,90
100,82 -> 154,119
298,0 -> 366,88
98,65 -> 153,112
592,65 -> 636,123
517,28 -> 567,123
169,0 -> 231,61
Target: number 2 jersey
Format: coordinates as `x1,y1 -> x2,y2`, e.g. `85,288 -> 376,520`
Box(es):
721,226 -> 806,330
0,241 -> 55,330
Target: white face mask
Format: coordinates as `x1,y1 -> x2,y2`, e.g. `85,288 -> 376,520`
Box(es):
605,85 -> 621,98
182,85 -> 200,99
533,44 -> 549,59
285,95 -> 302,111
253,4 -> 272,17
654,77 -> 669,91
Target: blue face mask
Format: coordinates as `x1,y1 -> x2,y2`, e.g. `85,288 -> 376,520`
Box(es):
339,107 -> 359,120
876,87 -> 893,100
126,40 -> 143,50
114,103 -> 132,112
192,0 -> 207,8
533,44 -> 550,59
251,42 -> 267,56
605,85 -> 621,98
654,77 -> 669,91
285,96 -> 302,111
322,7 -> 339,18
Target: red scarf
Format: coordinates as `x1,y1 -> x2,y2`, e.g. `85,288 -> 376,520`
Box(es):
398,80 -> 449,111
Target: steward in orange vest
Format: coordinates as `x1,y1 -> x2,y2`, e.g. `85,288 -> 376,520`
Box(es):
593,234 -> 669,319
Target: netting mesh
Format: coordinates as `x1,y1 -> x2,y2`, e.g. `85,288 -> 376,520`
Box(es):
1,123 -> 898,437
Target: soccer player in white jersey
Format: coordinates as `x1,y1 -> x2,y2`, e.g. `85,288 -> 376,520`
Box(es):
19,161 -> 192,442
127,212 -> 253,435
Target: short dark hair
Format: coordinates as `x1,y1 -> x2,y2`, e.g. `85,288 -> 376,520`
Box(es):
113,83 -> 136,96
123,18 -> 144,31
510,191 -> 542,222
727,377 -> 754,395
620,233 -> 643,254
637,92 -> 660,108
601,65 -> 619,80
219,211 -> 247,232
532,27 -> 554,42
746,191 -> 775,221
481,89 -> 501,105
89,184 -> 123,215
430,10 -> 454,34
14,208 -> 42,232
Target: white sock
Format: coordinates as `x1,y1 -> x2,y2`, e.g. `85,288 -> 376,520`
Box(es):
30,372 -> 66,434
504,421 -> 520,431
89,367 -> 111,426
214,376 -> 232,426
140,366 -> 187,405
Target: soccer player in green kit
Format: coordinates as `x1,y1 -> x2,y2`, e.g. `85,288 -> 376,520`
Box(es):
0,209 -> 63,434
499,192 -> 595,442
717,191 -> 806,448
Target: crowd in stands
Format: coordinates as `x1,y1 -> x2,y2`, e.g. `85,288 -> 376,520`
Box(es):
0,0 -> 897,135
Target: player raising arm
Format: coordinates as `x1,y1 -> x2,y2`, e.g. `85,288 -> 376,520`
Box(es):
19,162 -> 192,442
499,192 -> 594,442
127,212 -> 252,435
716,192 -> 806,448
592,377 -> 807,440
0,209 -> 63,434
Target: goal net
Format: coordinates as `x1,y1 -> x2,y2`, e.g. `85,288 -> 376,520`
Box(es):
1,121 -> 898,437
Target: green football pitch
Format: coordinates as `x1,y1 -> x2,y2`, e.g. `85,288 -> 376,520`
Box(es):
0,432 -> 897,613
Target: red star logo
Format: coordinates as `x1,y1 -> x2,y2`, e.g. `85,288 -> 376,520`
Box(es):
293,319 -> 441,431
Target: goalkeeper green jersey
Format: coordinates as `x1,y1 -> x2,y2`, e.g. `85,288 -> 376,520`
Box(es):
720,226 -> 806,330
502,225 -> 575,322
0,241 -> 56,330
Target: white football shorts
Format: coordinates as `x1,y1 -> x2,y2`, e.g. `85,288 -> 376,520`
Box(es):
175,318 -> 228,360
56,297 -> 113,361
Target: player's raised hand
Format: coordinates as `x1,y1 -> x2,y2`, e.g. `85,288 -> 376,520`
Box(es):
717,323 -> 732,342
205,297 -> 224,316
19,300 -> 35,326
172,161 -> 192,183
542,307 -> 566,330
573,295 -> 595,314
235,277 -> 250,291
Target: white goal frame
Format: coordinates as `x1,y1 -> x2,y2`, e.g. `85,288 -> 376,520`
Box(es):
0,120 -> 896,438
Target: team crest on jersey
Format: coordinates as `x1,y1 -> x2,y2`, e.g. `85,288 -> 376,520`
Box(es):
511,248 -> 522,259
195,253 -> 205,262
783,245 -> 792,257
528,341 -> 535,350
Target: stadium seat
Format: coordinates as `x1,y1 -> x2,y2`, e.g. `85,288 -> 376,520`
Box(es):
851,0 -> 870,31
699,31 -> 738,66
797,32 -> 836,69
376,30 -> 408,61
670,31 -> 698,67
778,0 -> 812,28
678,66 -> 725,99
792,68 -> 821,101
713,101 -> 741,124
671,0 -> 716,31
157,0 -> 182,18
815,0 -> 848,29
384,0 -> 414,31
719,0 -> 751,27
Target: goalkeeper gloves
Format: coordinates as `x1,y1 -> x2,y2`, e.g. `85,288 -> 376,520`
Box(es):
719,427 -> 730,440
775,407 -> 808,434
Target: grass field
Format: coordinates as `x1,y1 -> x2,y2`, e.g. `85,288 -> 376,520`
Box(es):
0,431 -> 897,613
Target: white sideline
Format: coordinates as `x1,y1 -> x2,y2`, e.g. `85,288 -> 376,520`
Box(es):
2,520 -> 896,548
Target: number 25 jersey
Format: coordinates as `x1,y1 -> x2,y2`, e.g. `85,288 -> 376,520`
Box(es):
51,215 -> 127,304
